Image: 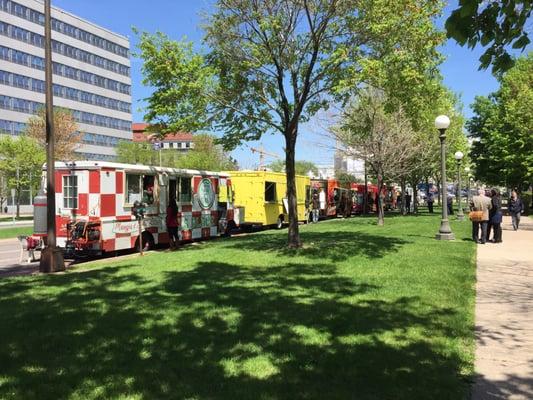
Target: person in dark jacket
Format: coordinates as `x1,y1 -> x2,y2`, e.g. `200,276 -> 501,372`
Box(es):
166,196 -> 179,250
487,188 -> 503,243
508,190 -> 524,230
427,191 -> 434,213
447,193 -> 454,215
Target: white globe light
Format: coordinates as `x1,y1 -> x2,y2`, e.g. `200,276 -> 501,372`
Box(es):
454,151 -> 464,160
435,115 -> 450,129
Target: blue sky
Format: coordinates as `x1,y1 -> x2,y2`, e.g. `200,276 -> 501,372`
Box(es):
53,0 -> 515,169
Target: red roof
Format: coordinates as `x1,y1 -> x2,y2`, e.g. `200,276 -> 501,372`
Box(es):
132,122 -> 149,132
132,122 -> 194,143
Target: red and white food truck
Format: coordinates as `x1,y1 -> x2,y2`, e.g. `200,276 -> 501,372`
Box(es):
33,161 -> 240,256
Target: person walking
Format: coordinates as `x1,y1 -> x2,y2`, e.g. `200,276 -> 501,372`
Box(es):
405,192 -> 411,214
508,190 -> 524,231
447,193 -> 454,215
427,191 -> 434,214
311,190 -> 319,223
166,195 -> 179,250
470,188 -> 492,244
487,188 -> 503,243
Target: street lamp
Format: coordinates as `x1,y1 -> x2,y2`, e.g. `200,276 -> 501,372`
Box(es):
435,115 -> 454,240
465,166 -> 471,204
454,151 -> 464,221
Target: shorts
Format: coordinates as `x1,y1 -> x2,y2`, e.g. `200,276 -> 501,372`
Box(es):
167,226 -> 179,240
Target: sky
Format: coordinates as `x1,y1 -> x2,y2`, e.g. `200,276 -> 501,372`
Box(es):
52,0 -> 517,169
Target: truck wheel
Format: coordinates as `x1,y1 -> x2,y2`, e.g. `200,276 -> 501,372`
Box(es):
276,216 -> 284,229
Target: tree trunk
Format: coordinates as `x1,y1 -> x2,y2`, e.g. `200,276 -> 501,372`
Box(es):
285,129 -> 301,248
400,180 -> 406,215
412,181 -> 418,214
16,187 -> 20,218
377,175 -> 384,226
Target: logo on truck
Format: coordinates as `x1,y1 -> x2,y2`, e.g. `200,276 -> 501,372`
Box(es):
198,178 -> 215,210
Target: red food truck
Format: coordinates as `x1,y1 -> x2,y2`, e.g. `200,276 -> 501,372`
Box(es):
310,178 -> 352,218
350,183 -> 379,214
32,161 -> 239,256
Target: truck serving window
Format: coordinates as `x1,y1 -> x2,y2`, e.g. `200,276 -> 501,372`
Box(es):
265,181 -> 276,202
63,175 -> 78,209
126,173 -> 141,204
126,174 -> 155,205
142,175 -> 155,205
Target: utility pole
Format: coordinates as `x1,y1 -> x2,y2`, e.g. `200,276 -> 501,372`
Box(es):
39,0 -> 65,272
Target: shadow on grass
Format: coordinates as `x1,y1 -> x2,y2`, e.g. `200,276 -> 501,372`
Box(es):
0,260 -> 472,399
222,230 -> 409,261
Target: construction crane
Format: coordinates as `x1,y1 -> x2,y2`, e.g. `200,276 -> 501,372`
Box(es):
249,145 -> 282,171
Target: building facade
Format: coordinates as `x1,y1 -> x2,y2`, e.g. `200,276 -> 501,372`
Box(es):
0,0 -> 132,161
132,122 -> 194,152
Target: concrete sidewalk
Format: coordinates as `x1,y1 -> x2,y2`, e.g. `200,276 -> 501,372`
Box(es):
472,216 -> 533,399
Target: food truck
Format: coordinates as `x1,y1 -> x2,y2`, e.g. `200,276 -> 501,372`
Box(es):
350,183 -> 379,214
229,170 -> 310,229
32,161 -> 238,255
310,178 -> 352,218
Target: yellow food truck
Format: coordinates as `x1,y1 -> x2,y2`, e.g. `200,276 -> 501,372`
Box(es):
229,171 -> 310,229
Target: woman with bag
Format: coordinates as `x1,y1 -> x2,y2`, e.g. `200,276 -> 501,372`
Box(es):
487,188 -> 503,243
470,188 -> 492,244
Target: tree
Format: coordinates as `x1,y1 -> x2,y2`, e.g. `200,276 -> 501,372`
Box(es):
335,171 -> 363,186
334,89 -> 422,225
175,134 -> 237,171
446,1 -> 532,74
25,108 -> 82,161
468,53 -> 533,189
136,0 -> 444,248
0,136 -> 45,217
116,141 -> 158,165
268,160 -> 318,176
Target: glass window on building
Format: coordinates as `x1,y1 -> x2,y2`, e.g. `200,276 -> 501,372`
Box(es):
79,70 -> 92,84
63,175 -> 78,209
65,87 -> 78,101
0,46 -> 9,61
53,84 -> 63,97
0,95 -> 10,109
32,79 -> 44,93
65,66 -> 77,79
0,70 -> 9,85
13,50 -> 28,65
13,3 -> 26,18
31,55 -> 44,70
53,63 -> 63,75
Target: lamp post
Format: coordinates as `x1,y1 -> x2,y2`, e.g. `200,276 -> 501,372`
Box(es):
454,151 -> 464,221
465,166 -> 471,205
39,0 -> 65,272
435,115 -> 454,240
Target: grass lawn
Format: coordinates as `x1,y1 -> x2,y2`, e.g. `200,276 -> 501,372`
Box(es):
0,213 -> 476,399
0,226 -> 33,240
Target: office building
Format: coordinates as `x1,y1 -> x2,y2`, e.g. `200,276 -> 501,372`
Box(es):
0,0 -> 132,161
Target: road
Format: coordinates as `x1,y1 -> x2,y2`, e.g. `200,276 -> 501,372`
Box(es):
0,238 -> 40,277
